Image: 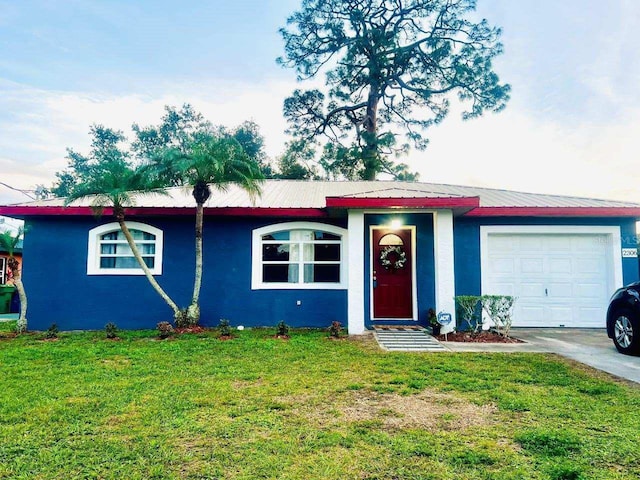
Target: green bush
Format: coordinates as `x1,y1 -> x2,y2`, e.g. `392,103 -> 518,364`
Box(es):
104,322 -> 118,339
45,323 -> 59,339
275,320 -> 290,337
328,321 -> 342,338
455,295 -> 482,332
218,318 -> 232,337
481,295 -> 516,337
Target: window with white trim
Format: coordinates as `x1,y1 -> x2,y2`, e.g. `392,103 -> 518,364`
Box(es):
87,222 -> 164,275
252,222 -> 347,289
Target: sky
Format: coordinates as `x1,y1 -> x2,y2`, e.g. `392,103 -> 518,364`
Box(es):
0,0 -> 639,206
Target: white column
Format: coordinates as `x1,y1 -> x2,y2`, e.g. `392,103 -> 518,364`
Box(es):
347,210 -> 365,334
434,210 -> 456,333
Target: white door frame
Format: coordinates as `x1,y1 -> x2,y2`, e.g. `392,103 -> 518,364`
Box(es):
369,225 -> 418,321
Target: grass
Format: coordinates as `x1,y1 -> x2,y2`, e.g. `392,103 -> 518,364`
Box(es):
0,323 -> 639,479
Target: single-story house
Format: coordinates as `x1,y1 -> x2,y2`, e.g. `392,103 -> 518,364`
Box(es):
1,180 -> 639,333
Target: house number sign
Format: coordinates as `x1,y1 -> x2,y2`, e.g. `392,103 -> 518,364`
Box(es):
622,248 -> 638,258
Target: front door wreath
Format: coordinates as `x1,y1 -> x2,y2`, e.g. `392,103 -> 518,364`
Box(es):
379,245 -> 407,270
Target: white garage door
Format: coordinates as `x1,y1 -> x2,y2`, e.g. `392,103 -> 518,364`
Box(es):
483,233 -> 613,327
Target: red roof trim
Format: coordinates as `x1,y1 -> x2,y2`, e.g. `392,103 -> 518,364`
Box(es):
0,206 -> 328,217
325,196 -> 480,209
465,207 -> 640,217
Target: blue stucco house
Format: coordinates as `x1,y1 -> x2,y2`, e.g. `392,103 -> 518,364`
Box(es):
1,180 -> 639,333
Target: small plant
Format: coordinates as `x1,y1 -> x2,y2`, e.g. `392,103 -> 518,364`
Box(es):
428,308 -> 440,335
455,295 -> 482,332
104,322 -> 118,339
275,320 -> 290,337
45,323 -> 59,339
481,295 -> 516,337
328,321 -> 342,338
218,318 -> 232,337
156,321 -> 174,339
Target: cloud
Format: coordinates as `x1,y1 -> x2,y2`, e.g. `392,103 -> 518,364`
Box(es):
409,105 -> 640,202
0,78 -> 296,204
1,71 -> 640,206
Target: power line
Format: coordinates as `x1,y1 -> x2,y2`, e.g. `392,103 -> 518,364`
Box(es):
0,182 -> 38,200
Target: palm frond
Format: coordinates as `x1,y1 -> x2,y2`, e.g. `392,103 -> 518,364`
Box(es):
0,227 -> 24,256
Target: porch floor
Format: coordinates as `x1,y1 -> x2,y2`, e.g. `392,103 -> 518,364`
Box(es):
373,327 -> 447,352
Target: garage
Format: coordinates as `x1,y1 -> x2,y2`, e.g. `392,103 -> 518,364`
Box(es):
480,226 -> 622,328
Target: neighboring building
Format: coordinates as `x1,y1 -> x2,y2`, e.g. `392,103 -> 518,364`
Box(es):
0,240 -> 22,286
1,180 -> 639,332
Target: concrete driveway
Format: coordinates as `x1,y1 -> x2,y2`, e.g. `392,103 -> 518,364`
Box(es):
443,328 -> 640,384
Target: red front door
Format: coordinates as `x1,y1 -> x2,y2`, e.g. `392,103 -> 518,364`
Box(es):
372,228 -> 414,319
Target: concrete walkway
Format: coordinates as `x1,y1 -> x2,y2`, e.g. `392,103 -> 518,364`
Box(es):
443,328 -> 640,384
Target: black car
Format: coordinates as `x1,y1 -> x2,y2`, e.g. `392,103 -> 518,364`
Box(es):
607,283 -> 640,355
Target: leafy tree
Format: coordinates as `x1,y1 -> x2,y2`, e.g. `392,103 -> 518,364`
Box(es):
278,0 -> 510,180
155,135 -> 263,326
229,120 -> 274,177
52,126 -> 128,197
64,130 -> 184,323
0,227 -> 27,333
132,104 -> 213,158
276,140 -> 320,180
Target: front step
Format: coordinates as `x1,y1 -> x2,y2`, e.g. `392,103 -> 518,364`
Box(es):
373,328 -> 447,352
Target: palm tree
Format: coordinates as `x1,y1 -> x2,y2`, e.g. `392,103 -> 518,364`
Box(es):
67,157 -> 184,322
159,135 -> 263,326
0,227 -> 27,333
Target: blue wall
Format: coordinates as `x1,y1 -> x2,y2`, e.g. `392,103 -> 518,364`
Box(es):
23,216 -> 348,331
363,213 -> 436,328
453,216 -> 639,297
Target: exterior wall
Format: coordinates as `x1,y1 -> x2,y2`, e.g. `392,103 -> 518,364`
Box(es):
363,213 -> 436,328
453,216 -> 639,297
23,216 -> 348,331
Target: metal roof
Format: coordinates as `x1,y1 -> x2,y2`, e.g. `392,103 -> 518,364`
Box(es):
7,180 -> 640,209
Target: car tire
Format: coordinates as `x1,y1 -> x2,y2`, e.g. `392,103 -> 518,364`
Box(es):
610,309 -> 640,356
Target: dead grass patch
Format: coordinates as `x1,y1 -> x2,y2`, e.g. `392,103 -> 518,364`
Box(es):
339,389 -> 497,431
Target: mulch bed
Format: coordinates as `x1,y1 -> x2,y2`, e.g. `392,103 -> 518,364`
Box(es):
175,326 -> 207,334
435,331 -> 523,343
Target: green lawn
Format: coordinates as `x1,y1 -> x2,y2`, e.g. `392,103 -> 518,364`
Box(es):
0,324 -> 639,480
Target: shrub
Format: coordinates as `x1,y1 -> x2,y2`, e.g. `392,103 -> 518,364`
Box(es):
45,323 -> 59,339
104,322 -> 118,339
328,321 -> 342,338
276,320 -> 290,337
455,296 -> 482,332
156,321 -> 174,339
481,295 -> 516,337
218,318 -> 232,337
427,308 -> 438,327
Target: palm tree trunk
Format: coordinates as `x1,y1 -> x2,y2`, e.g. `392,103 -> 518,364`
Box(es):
117,218 -> 181,318
186,202 -> 204,325
7,258 -> 27,333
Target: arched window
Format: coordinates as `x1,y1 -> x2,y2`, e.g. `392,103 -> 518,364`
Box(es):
252,222 -> 347,289
87,222 -> 164,275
